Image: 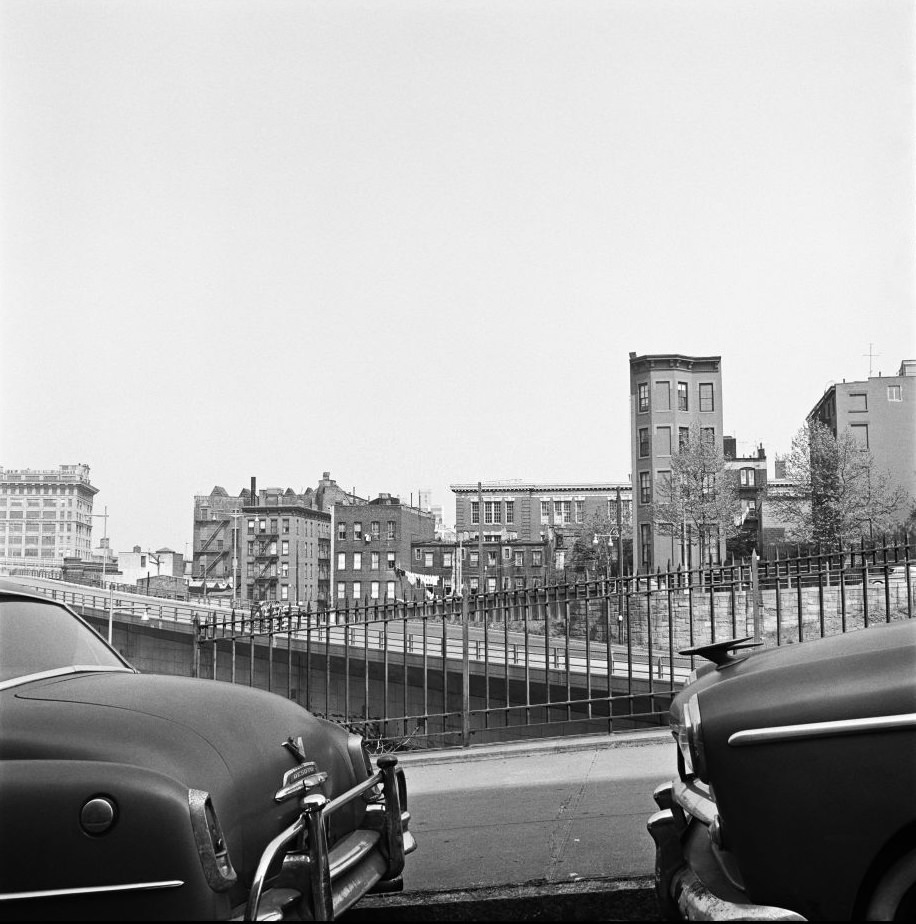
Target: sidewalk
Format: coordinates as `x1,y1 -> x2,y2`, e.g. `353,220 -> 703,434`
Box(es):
350,729 -> 673,919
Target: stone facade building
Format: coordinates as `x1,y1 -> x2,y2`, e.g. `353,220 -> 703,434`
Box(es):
0,464 -> 99,568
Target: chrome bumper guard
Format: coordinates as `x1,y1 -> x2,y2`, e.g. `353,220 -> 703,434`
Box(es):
647,781 -> 806,922
239,755 -> 416,922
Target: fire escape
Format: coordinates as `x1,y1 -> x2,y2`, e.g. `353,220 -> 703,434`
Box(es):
196,522 -> 229,578
254,523 -> 279,598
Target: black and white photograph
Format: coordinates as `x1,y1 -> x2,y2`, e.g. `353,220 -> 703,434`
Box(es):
1,1 -> 914,920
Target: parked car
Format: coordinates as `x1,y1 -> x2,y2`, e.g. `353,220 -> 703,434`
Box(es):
0,581 -> 416,920
647,620 -> 916,921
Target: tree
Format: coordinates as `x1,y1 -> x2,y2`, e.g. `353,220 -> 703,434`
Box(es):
560,505 -> 632,577
769,420 -> 910,549
648,423 -> 744,567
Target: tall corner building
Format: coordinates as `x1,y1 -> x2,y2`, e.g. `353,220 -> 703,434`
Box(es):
0,464 -> 100,568
628,353 -> 724,571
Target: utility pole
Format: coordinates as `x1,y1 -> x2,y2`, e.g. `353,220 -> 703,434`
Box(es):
230,512 -> 242,609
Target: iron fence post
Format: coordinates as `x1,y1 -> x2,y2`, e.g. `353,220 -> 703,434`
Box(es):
461,590 -> 470,747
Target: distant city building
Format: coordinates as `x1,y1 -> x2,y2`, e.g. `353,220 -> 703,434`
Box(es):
118,546 -> 185,587
722,437 -> 768,557
0,464 -> 99,568
807,359 -> 916,525
333,494 -> 436,605
192,472 -> 360,607
629,352 -> 725,570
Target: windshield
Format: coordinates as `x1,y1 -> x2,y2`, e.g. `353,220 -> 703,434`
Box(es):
0,596 -> 129,684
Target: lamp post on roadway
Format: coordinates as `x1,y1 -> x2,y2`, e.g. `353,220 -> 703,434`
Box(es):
89,506 -> 109,586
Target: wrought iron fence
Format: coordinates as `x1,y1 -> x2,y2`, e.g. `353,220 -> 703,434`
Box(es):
194,537 -> 914,751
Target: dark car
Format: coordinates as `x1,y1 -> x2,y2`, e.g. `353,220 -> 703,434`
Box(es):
0,582 -> 416,920
647,620 -> 916,922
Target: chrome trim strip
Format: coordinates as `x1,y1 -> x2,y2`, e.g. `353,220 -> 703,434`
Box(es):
729,713 -> 916,747
672,777 -> 716,826
0,665 -> 133,692
0,880 -> 184,901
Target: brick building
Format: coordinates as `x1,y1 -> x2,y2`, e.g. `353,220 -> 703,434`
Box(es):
807,359 -> 916,526
332,494 -> 436,605
629,353 -> 725,570
192,472 -> 359,607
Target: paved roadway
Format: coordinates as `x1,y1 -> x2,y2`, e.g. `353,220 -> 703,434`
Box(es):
347,728 -> 674,921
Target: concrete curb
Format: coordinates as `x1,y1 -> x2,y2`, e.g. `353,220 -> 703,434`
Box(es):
344,877 -> 661,921
389,729 -> 672,767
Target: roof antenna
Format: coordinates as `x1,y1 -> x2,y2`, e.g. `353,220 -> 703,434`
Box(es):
863,342 -> 881,377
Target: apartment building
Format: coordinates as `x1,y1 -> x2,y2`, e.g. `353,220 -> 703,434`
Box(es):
333,494 -> 436,605
807,359 -> 916,524
451,482 -> 631,542
0,464 -> 99,568
192,472 -> 359,606
409,536 -> 553,596
723,437 -> 768,557
239,488 -> 331,608
629,353 -> 725,570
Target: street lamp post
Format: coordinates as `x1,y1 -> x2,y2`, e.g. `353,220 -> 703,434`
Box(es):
89,506 -> 109,586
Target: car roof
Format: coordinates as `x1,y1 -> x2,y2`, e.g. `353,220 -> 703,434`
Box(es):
0,579 -> 60,603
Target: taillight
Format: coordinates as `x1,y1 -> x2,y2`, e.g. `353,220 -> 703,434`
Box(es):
189,789 -> 237,891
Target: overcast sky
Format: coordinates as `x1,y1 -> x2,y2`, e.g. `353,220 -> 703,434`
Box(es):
1,0 -> 913,555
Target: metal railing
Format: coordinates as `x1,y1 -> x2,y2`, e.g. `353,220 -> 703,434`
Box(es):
193,537 -> 914,750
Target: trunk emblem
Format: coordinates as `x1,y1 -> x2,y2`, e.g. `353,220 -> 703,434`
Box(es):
275,762 -> 328,803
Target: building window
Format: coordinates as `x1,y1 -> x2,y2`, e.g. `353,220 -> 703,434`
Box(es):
353,522 -> 362,540
425,551 -> 434,567
337,522 -> 346,541
281,540 -> 289,554
502,546 -> 512,561
353,551 -> 362,569
745,498 -> 757,516
484,501 -> 500,524
443,551 -> 453,567
371,581 -> 380,599
248,519 -> 255,534
656,426 -> 672,456
640,523 -> 652,570
370,521 -> 380,539
532,550 -> 543,566
514,551 -> 524,567
486,578 -> 497,594
849,393 -> 867,412
282,519 -> 290,533
888,385 -> 902,401
554,500 -> 571,523
739,468 -> 756,487
469,551 -> 479,567
387,551 -> 396,569
281,562 -> 289,578
337,552 -> 346,570
415,547 -> 421,561
677,382 -> 688,411
469,577 -> 479,594
353,581 -> 361,600
505,501 -> 515,523
502,576 -> 511,590
371,551 -> 380,569
483,550 -> 495,566
337,582 -> 345,600
387,520 -> 396,540
638,382 -> 649,413
386,581 -> 395,600
638,427 -> 650,458
850,423 -> 869,449
248,540 -> 255,555
699,383 -> 714,412
639,472 -> 651,504
575,500 -> 585,523
701,427 -> 715,447
540,500 -> 550,523
678,427 -> 690,451
471,501 -> 480,524
655,380 -> 671,411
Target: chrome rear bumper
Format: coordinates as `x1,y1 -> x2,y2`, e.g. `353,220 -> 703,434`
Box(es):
238,755 -> 415,921
647,781 -> 805,922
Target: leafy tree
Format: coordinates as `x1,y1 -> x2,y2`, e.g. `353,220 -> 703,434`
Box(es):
769,420 -> 910,549
560,506 -> 632,577
648,423 -> 744,567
